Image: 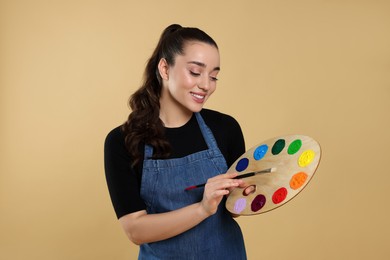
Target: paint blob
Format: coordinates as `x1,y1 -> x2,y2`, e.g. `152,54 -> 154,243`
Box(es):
272,187 -> 288,204
288,139 -> 302,155
251,194 -> 266,212
298,150 -> 315,167
290,172 -> 308,190
234,198 -> 247,214
235,158 -> 249,172
272,139 -> 285,155
253,144 -> 268,160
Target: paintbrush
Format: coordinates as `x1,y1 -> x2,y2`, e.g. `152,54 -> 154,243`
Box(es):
184,167 -> 276,191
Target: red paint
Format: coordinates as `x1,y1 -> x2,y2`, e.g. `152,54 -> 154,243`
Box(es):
272,187 -> 288,204
184,185 -> 197,191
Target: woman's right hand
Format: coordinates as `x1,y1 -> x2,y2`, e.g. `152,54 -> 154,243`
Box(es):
200,172 -> 243,216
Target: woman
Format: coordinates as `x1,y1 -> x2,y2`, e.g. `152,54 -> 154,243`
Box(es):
104,24 -> 247,259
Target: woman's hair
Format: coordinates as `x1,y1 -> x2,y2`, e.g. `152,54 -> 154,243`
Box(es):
122,24 -> 218,166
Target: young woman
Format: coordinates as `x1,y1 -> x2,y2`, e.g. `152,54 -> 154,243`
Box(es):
104,24 -> 247,259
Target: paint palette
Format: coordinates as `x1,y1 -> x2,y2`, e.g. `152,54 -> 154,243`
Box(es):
225,135 -> 321,215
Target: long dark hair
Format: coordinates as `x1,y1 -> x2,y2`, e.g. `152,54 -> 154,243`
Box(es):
122,24 -> 218,166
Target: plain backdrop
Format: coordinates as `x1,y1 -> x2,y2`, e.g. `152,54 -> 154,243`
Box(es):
1,0 -> 389,259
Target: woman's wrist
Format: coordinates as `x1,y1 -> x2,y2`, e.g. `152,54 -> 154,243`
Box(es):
196,201 -> 213,219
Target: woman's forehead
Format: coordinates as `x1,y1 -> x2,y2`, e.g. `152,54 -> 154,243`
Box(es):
177,41 -> 220,67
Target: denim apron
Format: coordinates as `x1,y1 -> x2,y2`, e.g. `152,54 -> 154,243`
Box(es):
139,113 -> 246,260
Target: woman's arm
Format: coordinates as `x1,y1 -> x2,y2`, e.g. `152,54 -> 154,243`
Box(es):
119,172 -> 243,245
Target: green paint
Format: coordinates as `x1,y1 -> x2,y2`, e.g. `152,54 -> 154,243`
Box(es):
288,139 -> 302,155
272,139 -> 285,155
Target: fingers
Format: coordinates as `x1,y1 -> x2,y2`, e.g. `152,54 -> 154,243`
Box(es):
206,172 -> 243,191
200,172 -> 245,216
212,171 -> 239,180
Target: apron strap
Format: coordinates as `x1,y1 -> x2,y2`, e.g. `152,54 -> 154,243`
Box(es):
144,112 -> 218,159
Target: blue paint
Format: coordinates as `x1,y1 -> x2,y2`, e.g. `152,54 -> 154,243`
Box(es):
253,144 -> 268,160
235,158 -> 249,172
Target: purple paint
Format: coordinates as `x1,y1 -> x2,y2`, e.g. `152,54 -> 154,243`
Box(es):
251,194 -> 266,212
234,198 -> 247,214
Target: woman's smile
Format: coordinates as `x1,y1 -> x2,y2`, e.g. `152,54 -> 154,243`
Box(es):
190,92 -> 206,103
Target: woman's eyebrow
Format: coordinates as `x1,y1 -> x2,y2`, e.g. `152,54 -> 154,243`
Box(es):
188,61 -> 220,71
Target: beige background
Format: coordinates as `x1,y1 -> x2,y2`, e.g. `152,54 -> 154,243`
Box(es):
1,0 -> 389,259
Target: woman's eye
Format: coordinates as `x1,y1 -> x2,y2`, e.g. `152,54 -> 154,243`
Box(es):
210,76 -> 218,81
189,71 -> 200,76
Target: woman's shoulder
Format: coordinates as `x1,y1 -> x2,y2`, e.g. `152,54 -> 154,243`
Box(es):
200,108 -> 241,128
105,125 -> 125,143
104,125 -> 128,156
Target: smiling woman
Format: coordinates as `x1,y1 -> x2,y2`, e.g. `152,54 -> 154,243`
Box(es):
158,41 -> 220,126
104,24 -> 248,259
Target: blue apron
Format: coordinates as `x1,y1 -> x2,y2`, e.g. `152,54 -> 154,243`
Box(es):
139,112 -> 246,259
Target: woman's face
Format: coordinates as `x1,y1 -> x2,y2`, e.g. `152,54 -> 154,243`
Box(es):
159,41 -> 220,115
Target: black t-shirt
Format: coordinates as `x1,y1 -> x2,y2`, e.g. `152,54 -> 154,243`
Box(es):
104,109 -> 245,219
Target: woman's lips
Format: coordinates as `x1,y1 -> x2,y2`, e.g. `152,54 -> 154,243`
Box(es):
190,92 -> 206,103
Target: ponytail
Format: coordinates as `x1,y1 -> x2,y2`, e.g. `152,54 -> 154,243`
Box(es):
122,24 -> 218,166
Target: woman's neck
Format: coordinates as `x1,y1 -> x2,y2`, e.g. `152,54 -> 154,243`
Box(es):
159,105 -> 193,128
158,84 -> 196,128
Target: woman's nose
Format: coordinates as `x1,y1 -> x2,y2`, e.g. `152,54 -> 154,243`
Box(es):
197,76 -> 210,91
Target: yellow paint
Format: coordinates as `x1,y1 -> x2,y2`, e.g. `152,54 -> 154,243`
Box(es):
290,172 -> 308,190
298,150 -> 315,167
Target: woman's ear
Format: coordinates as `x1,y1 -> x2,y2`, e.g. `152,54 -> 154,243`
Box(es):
157,58 -> 169,80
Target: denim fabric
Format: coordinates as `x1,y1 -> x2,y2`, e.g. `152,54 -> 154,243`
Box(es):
139,113 -> 246,259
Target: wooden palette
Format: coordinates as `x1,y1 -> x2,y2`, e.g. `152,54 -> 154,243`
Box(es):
225,135 -> 321,215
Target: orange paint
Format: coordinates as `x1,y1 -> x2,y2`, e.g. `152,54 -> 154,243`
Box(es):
290,172 -> 308,190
